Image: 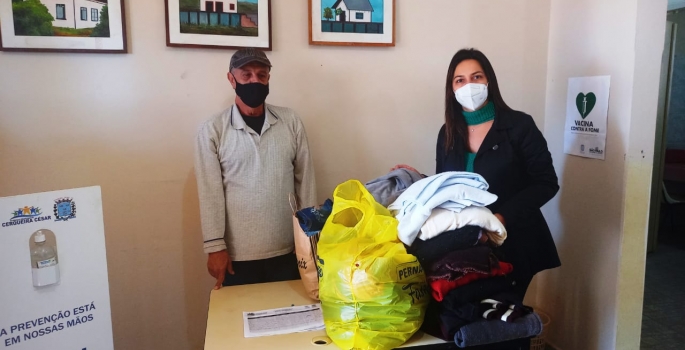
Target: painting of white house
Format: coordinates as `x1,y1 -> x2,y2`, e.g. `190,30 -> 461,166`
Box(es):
0,0 -> 126,52
323,0 -> 380,29
178,0 -> 259,37
310,0 -> 394,46
166,0 -> 271,50
10,0 -> 110,37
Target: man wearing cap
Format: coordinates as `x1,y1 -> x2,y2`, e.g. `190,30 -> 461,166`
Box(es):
195,48 -> 317,289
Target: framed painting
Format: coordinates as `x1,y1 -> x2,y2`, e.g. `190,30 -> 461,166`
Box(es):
0,0 -> 127,53
309,0 -> 394,47
165,0 -> 271,50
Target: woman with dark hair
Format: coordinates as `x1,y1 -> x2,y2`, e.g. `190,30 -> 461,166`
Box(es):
435,48 -> 561,301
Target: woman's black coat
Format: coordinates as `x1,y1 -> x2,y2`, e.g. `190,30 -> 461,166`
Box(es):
436,107 -> 561,277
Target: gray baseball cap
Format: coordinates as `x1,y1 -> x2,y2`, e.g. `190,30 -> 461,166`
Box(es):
229,48 -> 272,70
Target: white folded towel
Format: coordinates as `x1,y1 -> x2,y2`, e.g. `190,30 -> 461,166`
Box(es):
419,207 -> 507,246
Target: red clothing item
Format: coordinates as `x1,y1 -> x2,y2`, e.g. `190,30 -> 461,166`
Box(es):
430,262 -> 513,301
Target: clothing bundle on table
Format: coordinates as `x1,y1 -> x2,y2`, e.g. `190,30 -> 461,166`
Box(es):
295,171 -> 543,349
365,171 -> 544,348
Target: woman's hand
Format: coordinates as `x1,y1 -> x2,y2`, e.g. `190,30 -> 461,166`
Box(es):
494,213 -> 506,227
391,164 -> 421,174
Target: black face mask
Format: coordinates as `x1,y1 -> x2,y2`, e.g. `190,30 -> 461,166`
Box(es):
234,80 -> 269,108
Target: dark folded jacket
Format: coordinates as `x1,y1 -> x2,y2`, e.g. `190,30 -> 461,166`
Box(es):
407,226 -> 482,266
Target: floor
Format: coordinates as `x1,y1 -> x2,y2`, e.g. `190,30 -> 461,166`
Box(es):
640,228 -> 685,349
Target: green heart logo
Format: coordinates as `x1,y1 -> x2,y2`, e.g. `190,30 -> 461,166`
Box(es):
576,92 -> 597,119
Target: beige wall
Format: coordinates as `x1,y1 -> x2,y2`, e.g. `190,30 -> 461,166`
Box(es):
0,1 -> 551,349
536,0 -> 666,349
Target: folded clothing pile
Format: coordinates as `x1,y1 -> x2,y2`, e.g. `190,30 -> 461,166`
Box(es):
388,172 -> 503,246
382,172 -> 541,348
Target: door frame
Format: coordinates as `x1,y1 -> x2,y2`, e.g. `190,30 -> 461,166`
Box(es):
647,20 -> 678,253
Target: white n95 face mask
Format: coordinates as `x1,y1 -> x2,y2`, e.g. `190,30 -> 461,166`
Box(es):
454,83 -> 489,111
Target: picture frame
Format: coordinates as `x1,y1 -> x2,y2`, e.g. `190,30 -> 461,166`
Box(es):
309,0 -> 395,47
0,0 -> 127,53
165,0 -> 272,50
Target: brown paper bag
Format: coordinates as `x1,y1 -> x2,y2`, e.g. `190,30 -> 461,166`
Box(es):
290,193 -> 320,300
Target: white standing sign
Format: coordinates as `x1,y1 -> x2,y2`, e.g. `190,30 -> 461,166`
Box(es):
0,186 -> 113,350
563,76 -> 611,160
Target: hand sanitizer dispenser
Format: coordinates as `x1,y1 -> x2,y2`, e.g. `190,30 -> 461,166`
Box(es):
31,230 -> 60,287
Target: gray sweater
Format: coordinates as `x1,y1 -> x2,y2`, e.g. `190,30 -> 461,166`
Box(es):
194,104 -> 317,261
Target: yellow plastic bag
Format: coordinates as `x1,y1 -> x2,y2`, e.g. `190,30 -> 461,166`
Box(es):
318,180 -> 429,350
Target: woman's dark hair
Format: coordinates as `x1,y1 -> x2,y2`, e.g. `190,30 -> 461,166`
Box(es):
444,48 -> 511,153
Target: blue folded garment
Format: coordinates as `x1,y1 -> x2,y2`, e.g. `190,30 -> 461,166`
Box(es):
388,172 -> 498,246
296,199 -> 333,237
453,312 -> 543,348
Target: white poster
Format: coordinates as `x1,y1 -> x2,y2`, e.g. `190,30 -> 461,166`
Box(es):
563,76 -> 611,160
0,187 -> 113,350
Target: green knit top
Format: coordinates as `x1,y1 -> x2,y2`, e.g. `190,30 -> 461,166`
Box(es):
463,102 -> 495,172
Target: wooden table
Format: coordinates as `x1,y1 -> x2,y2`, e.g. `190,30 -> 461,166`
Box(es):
204,280 -> 453,350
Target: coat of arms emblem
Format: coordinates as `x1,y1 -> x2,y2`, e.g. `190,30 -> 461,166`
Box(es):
54,198 -> 76,221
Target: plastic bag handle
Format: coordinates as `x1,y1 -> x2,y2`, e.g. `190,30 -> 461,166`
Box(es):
289,192 -> 299,215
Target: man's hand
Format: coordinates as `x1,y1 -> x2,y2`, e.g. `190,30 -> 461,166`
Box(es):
207,250 -> 234,290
